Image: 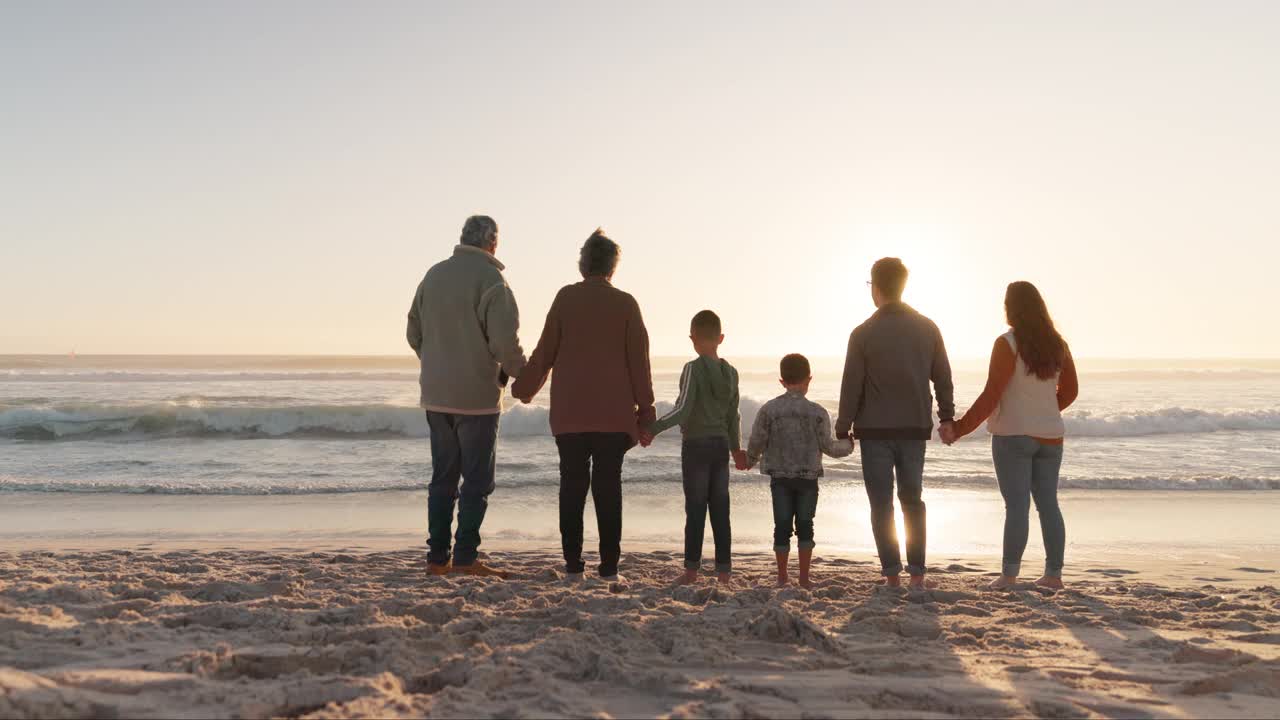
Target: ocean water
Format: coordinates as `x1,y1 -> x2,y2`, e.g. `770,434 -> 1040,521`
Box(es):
2,355 -> 1278,497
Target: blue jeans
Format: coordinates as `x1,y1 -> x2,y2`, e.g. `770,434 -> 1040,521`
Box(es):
681,436 -> 732,573
425,411 -> 499,567
770,478 -> 818,553
992,435 -> 1066,578
859,438 -> 927,577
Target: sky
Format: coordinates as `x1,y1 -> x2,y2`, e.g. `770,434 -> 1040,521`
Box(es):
2,1 -> 1278,359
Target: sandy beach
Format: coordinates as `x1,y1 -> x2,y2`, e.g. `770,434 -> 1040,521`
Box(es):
3,547 -> 1278,719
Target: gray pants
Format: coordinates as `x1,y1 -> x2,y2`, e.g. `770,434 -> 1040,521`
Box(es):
992,435 -> 1066,578
859,438 -> 927,577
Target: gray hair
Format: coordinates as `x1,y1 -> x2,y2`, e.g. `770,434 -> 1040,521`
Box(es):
579,228 -> 620,277
460,215 -> 498,249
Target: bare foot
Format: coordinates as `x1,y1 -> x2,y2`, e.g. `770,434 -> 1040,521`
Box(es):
908,575 -> 933,590
1034,575 -> 1064,590
987,575 -> 1018,590
717,572 -> 732,586
674,569 -> 698,586
880,575 -> 902,587
798,577 -> 814,589
775,575 -> 790,587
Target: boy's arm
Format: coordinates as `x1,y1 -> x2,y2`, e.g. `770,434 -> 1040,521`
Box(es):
727,367 -> 742,452
819,408 -> 854,458
649,362 -> 697,435
745,404 -> 770,467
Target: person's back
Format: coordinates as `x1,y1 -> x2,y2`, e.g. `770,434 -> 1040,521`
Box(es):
988,331 -> 1066,439
839,303 -> 953,439
405,216 -> 526,578
835,257 -> 954,589
528,278 -> 654,436
510,230 -> 654,581
410,245 -> 525,414
652,354 -> 741,443
749,392 -> 849,481
745,353 -> 853,588
647,310 -> 742,585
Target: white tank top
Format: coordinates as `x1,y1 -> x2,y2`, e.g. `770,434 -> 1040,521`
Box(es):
987,332 -> 1066,439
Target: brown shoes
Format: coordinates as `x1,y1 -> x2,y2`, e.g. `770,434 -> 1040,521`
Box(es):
450,562 -> 509,579
427,562 -> 451,576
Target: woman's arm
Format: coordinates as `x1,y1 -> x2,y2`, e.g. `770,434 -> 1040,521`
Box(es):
625,297 -> 656,428
952,336 -> 1016,439
510,292 -> 562,402
1057,346 -> 1079,411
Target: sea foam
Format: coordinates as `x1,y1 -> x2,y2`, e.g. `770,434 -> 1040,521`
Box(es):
2,399 -> 1278,441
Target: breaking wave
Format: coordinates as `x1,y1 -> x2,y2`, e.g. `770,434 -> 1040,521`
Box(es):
2,399 -> 1278,441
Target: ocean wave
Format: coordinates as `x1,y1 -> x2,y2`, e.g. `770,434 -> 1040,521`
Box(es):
1,400 -> 1277,441
1,370 -> 418,383
1,472 -> 1274,495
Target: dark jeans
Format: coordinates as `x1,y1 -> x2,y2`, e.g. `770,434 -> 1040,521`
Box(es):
859,438 -> 927,577
681,436 -> 732,573
425,411 -> 500,567
555,432 -> 630,577
770,477 -> 819,553
992,435 -> 1066,578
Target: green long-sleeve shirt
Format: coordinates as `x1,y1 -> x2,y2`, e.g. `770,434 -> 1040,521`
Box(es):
650,355 -> 741,450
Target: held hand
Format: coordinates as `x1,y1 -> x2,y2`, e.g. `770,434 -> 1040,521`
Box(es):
637,430 -> 655,447
732,450 -> 750,471
938,421 -> 957,445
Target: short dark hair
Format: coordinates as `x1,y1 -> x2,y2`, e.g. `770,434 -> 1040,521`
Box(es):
579,228 -> 620,277
871,257 -> 908,301
690,310 -> 721,339
780,353 -> 811,384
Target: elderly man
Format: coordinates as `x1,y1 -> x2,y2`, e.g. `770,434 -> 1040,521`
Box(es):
513,229 -> 655,582
407,215 -> 526,577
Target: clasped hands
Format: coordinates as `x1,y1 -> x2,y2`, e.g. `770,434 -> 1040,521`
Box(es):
938,421 -> 958,445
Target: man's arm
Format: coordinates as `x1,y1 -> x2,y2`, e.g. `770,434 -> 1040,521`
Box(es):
835,329 -> 864,439
511,291 -> 562,402
649,362 -> 697,436
479,281 -> 527,381
625,297 -> 657,428
406,283 -> 423,358
931,321 -> 956,424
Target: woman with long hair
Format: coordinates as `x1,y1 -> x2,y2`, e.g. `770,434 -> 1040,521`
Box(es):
946,282 -> 1079,589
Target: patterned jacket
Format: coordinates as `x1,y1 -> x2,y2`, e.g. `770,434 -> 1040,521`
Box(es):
746,390 -> 854,480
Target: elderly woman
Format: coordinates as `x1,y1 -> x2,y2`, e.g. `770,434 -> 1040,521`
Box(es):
512,229 -> 655,582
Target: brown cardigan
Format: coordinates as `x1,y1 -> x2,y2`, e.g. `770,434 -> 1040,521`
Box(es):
511,278 -> 656,439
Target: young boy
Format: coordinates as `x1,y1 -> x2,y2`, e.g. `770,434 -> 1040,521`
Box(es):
643,310 -> 746,585
744,353 -> 854,588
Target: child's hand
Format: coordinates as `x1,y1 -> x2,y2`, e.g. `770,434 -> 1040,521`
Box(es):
732,449 -> 749,471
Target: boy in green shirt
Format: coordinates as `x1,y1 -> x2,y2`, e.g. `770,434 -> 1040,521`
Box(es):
642,310 -> 746,585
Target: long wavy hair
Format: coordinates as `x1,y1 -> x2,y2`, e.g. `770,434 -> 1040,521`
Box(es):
1005,281 -> 1067,380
